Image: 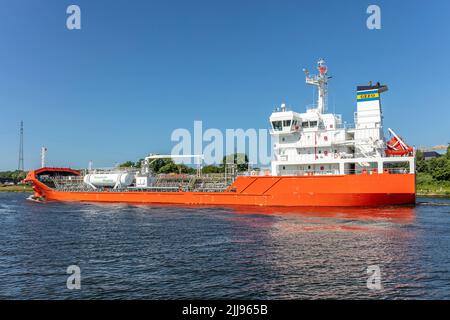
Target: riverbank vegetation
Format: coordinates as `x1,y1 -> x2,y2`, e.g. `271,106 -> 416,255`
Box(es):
0,184 -> 32,192
0,170 -> 27,182
0,170 -> 30,192
119,153 -> 249,174
416,146 -> 450,196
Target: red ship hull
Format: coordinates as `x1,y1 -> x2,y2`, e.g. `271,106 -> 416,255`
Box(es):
25,168 -> 415,207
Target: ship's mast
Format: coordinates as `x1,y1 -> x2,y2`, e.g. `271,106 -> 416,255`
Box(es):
303,58 -> 329,114
41,146 -> 47,168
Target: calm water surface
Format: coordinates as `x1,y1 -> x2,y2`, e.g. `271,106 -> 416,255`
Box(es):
0,192 -> 449,299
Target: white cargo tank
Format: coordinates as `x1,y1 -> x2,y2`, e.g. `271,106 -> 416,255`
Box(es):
84,173 -> 134,189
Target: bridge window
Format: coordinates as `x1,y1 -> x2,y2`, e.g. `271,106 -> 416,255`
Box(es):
302,121 -> 309,128
272,121 -> 282,131
309,121 -> 318,127
283,120 -> 291,127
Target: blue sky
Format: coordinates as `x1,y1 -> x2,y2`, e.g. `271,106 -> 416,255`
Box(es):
1,0 -> 449,170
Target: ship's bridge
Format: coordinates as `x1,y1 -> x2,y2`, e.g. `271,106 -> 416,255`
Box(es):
270,106 -> 342,134
269,105 -> 301,134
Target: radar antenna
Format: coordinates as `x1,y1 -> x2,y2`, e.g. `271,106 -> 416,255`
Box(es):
304,58 -> 329,114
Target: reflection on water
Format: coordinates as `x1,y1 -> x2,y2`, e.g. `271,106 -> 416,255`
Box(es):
0,193 -> 449,299
228,204 -> 416,226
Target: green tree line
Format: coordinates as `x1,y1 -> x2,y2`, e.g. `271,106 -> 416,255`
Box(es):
416,145 -> 450,195
119,153 -> 249,174
0,170 -> 27,183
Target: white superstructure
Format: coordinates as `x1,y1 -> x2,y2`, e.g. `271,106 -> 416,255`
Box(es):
270,59 -> 415,176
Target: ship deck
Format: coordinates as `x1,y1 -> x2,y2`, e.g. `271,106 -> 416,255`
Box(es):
25,167 -> 416,207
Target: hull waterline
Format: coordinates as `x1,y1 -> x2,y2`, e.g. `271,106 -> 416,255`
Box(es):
26,170 -> 416,207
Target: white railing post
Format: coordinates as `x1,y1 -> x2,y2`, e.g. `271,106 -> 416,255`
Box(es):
377,161 -> 383,174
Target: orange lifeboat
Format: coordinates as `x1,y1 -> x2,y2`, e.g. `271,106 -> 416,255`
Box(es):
385,129 -> 414,156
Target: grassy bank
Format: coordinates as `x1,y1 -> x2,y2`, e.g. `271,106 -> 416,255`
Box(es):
0,185 -> 33,192
416,173 -> 450,196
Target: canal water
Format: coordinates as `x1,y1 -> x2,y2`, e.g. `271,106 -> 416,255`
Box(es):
0,192 -> 449,299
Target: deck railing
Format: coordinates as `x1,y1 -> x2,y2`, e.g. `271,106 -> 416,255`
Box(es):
276,167 -> 409,176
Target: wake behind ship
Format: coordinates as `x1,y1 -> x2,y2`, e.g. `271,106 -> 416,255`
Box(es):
25,59 -> 416,207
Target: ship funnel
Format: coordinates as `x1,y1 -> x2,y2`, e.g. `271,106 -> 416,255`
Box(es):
355,83 -> 388,130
